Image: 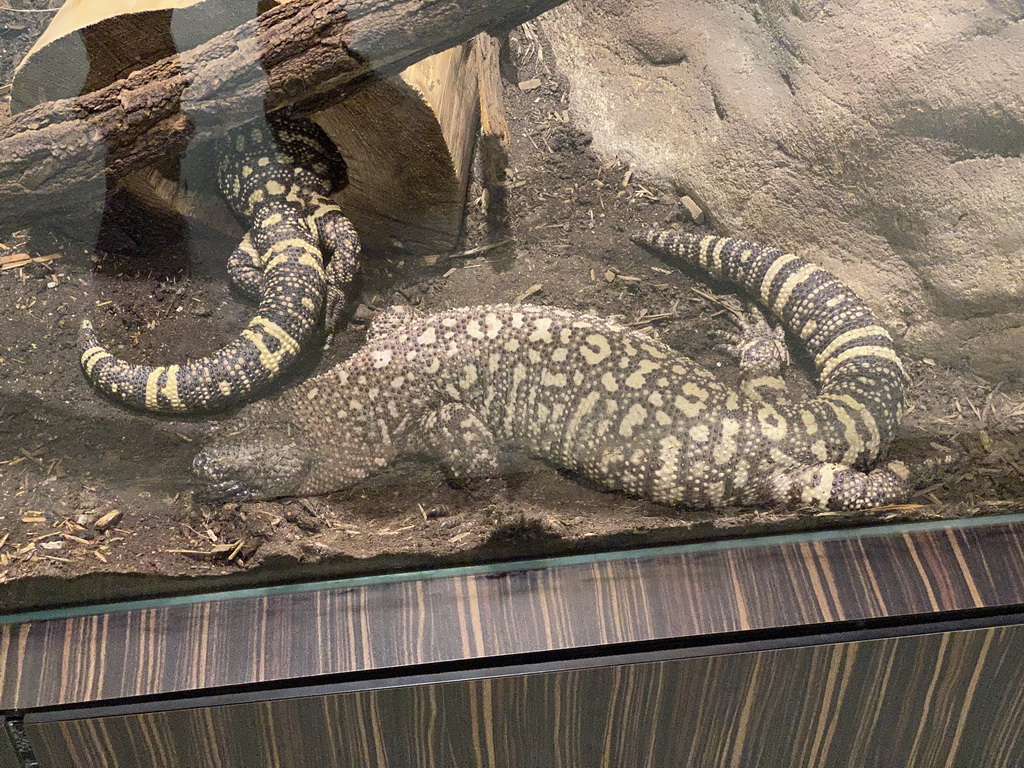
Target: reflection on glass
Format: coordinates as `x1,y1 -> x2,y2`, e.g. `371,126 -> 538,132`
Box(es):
0,0 -> 1020,612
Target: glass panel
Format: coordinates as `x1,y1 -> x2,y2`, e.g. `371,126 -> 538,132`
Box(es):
0,0 -> 1021,612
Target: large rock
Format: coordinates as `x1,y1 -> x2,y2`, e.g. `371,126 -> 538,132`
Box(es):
541,0 -> 1024,381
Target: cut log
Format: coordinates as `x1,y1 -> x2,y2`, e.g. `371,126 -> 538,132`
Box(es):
11,0 -> 485,253
473,32 -> 511,192
0,0 -> 566,234
314,43 -> 480,252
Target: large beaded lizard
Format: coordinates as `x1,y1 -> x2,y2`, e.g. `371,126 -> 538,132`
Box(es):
79,113 -> 360,412
193,230 -> 911,510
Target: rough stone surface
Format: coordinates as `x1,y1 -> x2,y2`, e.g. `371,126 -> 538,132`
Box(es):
541,0 -> 1024,381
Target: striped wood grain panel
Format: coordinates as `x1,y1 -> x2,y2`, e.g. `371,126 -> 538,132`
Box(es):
0,718 -> 18,768
3,519 -> 1024,711
28,623 -> 1024,768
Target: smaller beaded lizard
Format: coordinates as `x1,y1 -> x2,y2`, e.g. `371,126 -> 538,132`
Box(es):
79,113 -> 360,413
194,230 -> 916,511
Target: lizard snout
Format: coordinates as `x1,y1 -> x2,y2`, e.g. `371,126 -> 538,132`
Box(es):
191,430 -> 312,502
191,447 -> 249,502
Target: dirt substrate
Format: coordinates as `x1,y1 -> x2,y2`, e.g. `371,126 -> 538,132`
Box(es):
1,14 -> 1023,613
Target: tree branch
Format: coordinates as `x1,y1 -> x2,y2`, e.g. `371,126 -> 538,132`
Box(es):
0,0 -> 564,225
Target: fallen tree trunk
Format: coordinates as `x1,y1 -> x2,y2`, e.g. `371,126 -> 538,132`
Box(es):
0,0 -> 564,225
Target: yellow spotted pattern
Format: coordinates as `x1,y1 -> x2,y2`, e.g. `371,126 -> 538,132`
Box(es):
199,231 -> 908,513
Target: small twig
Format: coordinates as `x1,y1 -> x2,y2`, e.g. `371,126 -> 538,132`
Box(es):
868,503 -> 928,512
227,539 -> 245,561
421,239 -> 513,266
515,283 -> 543,302
448,239 -> 513,259
18,448 -> 45,468
28,531 -> 62,543
691,287 -> 745,318
627,312 -> 676,327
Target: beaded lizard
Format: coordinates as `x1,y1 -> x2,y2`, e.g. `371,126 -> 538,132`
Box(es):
79,113 -> 360,412
193,230 -> 911,510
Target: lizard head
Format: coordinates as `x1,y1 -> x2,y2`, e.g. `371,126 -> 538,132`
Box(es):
192,421 -> 313,502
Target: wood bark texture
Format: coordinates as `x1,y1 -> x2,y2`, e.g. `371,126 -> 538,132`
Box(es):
474,31 -> 511,191
0,0 -> 566,226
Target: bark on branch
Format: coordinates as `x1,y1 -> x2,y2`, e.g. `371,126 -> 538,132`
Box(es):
0,0 -> 564,226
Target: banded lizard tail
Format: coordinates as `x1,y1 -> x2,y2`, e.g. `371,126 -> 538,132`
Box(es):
80,113 -> 360,413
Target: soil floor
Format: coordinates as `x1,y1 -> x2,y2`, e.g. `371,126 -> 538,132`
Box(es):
1,10 -> 1023,613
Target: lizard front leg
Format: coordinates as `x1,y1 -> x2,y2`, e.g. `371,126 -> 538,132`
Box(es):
709,298 -> 791,404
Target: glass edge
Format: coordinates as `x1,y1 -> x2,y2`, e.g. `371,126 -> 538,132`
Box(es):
3,512 -> 1023,626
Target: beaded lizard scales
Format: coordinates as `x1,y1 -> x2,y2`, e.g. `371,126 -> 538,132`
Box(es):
79,113 -> 360,413
193,230 -> 911,510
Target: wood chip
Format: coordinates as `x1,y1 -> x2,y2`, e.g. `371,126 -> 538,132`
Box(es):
0,252 -> 61,271
227,539 -> 245,561
20,516 -> 46,524
679,195 -> 705,224
93,550 -> 108,563
517,78 -> 542,91
94,510 -> 122,531
515,283 -> 543,302
980,430 -> 993,453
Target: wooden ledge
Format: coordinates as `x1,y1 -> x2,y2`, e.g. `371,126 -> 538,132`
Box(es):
3,515 -> 1024,711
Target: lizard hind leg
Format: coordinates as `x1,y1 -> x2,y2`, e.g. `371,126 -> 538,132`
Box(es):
226,231 -> 266,303
305,194 -> 361,335
409,403 -> 508,484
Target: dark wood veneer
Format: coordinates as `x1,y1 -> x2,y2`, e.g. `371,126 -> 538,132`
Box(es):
3,516 -> 1024,712
27,623 -> 1024,768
